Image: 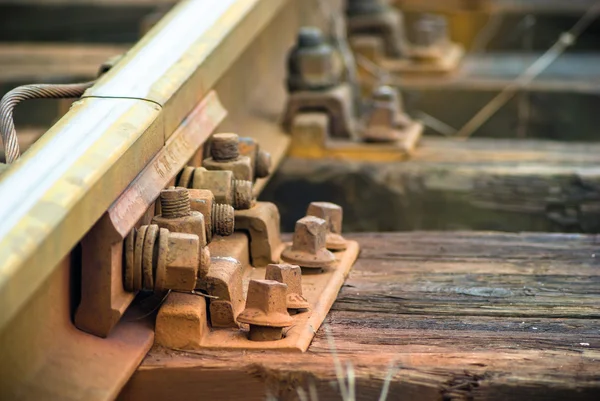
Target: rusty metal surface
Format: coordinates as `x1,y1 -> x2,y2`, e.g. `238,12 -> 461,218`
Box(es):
0,0 -> 286,333
159,233 -> 360,351
0,0 -> 326,399
73,92 -> 225,338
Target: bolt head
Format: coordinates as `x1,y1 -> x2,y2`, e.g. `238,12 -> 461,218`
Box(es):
265,264 -> 309,310
193,168 -> 235,206
164,231 -> 200,292
306,202 -> 347,251
281,216 -> 336,268
237,279 -> 293,327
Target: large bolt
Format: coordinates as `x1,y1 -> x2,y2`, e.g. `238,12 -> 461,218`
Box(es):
281,216 -> 336,269
363,85 -> 411,143
286,26 -> 342,93
204,133 -> 253,182
124,225 -> 204,294
188,188 -> 235,241
265,264 -> 309,311
306,202 -> 348,251
152,187 -> 207,245
186,167 -> 253,210
237,279 -> 293,341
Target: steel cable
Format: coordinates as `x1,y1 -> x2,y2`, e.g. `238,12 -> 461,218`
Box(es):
0,81 -> 95,163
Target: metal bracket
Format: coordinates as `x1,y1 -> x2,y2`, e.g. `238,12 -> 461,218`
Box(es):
75,92 -> 226,337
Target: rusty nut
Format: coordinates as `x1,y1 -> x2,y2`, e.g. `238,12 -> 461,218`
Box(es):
237,279 -> 293,341
306,202 -> 348,251
281,216 -> 336,269
203,133 -> 253,182
191,167 -> 253,210
161,228 -> 201,292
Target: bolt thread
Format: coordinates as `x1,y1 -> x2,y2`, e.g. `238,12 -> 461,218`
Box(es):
233,180 -> 253,210
211,203 -> 235,236
160,187 -> 191,218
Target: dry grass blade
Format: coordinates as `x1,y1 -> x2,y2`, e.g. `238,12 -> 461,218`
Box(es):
324,324 -> 349,400
297,387 -> 309,401
346,362 -> 356,401
378,361 -> 400,401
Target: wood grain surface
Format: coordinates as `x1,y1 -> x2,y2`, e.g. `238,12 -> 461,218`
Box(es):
261,137 -> 600,233
119,231 -> 600,401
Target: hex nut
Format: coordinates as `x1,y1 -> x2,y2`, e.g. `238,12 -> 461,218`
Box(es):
164,231 -> 200,292
191,167 -> 253,210
281,216 -> 336,269
237,279 -> 293,341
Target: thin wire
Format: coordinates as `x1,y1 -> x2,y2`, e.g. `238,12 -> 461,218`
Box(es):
0,81 -> 95,163
415,111 -> 457,137
455,3 -> 600,139
470,12 -> 505,54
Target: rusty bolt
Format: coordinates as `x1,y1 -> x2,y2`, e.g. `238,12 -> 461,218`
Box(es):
237,279 -> 293,341
124,225 -> 203,294
238,136 -> 272,181
189,167 -> 253,210
413,14 -> 449,50
363,85 -> 411,143
203,133 -> 253,181
152,187 -> 207,246
306,202 -> 348,251
265,264 -> 309,311
286,26 -> 342,93
281,216 -> 336,269
210,133 -> 239,161
188,188 -> 234,242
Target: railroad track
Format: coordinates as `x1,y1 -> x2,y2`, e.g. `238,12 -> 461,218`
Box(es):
0,1 -> 599,400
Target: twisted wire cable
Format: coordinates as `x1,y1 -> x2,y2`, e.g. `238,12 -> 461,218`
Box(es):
0,81 -> 95,163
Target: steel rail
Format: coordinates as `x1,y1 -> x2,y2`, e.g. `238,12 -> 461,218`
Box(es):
0,0 -> 288,332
